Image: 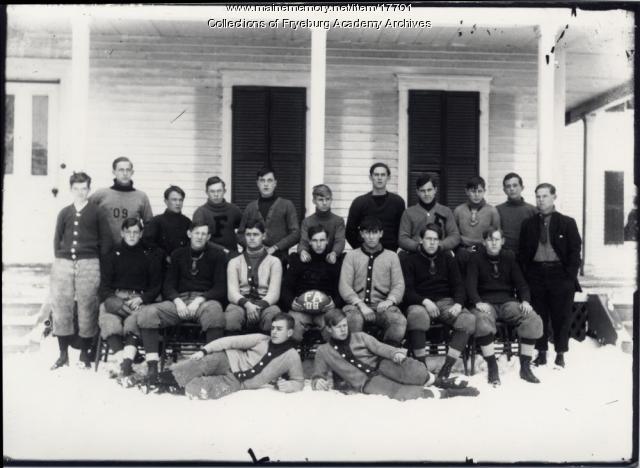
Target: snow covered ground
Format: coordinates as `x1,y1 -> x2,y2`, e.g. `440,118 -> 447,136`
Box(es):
3,336 -> 635,464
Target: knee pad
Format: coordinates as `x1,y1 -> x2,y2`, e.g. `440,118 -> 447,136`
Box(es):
224,307 -> 244,332
520,313 -> 544,340
136,307 -> 160,329
346,308 -> 364,331
406,306 -> 429,331
99,314 -> 124,339
474,314 -> 496,337
455,312 -> 476,335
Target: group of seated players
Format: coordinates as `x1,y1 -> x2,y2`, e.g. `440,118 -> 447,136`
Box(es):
48,157 -> 582,402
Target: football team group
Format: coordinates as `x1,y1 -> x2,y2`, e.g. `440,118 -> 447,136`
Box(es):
48,157 -> 582,401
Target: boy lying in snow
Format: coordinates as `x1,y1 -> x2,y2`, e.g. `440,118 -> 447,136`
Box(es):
312,309 -> 479,400
146,313 -> 304,398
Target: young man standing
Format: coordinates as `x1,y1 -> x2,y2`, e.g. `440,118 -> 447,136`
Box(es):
401,223 -> 475,384
467,228 -> 543,385
346,163 -> 406,252
192,176 -> 243,256
99,218 -> 163,378
398,173 -> 460,253
339,216 -> 406,347
312,310 -> 479,400
90,157 -> 154,245
496,173 -> 537,256
225,220 -> 283,335
282,225 -> 343,342
519,183 -> 582,368
298,184 -> 345,264
136,222 -> 227,385
237,167 -> 300,262
50,172 -> 112,369
149,314 -> 303,397
142,185 -> 191,261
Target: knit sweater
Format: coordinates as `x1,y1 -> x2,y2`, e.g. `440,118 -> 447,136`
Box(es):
312,332 -> 406,392
339,247 -> 405,306
142,210 -> 191,257
202,334 -> 304,391
164,245 -> 227,301
401,247 -> 465,306
466,247 -> 530,305
298,209 -> 346,256
453,201 -> 501,247
53,202 -> 113,259
346,191 -> 406,251
90,181 -> 154,245
281,250 -> 343,309
192,200 -> 242,252
496,198 -> 537,254
99,241 -> 163,303
238,197 -> 300,252
227,250 -> 282,306
398,202 -> 461,252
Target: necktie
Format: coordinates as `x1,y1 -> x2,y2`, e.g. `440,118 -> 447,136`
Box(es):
490,260 -> 500,279
428,257 -> 437,275
540,215 -> 550,244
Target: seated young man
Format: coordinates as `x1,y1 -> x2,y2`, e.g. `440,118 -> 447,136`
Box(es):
467,228 -> 543,386
99,218 -> 163,378
401,223 -> 475,384
312,310 -> 479,400
453,176 -> 501,272
135,222 -> 227,385
282,225 -> 343,343
298,184 -> 345,265
339,216 -> 406,347
149,313 -> 304,397
225,220 -> 282,335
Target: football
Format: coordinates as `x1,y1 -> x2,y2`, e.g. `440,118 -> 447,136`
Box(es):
293,290 -> 334,315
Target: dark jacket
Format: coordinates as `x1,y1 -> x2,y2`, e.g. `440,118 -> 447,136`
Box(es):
519,211 -> 582,292
142,210 -> 191,257
281,250 -> 343,309
401,247 -> 465,306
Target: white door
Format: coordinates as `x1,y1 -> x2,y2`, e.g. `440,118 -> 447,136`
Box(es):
3,82 -> 62,264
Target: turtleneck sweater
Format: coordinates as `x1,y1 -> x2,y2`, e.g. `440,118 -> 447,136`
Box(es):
399,201 -> 461,252
299,208 -> 346,256
143,209 -> 191,256
466,247 -> 530,305
496,197 -> 537,253
453,199 -> 500,247
163,244 -> 227,301
192,199 -> 242,252
281,248 -> 342,308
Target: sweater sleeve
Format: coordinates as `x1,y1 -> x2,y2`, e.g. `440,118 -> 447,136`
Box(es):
236,205 -> 252,249
98,251 -> 115,302
142,249 -> 164,304
263,257 -> 282,306
141,216 -> 161,250
465,255 -> 482,305
204,333 -> 267,353
361,332 -> 405,360
510,254 -> 531,303
491,206 -> 501,230
191,207 -> 205,226
201,249 -> 227,301
280,349 -> 305,392
332,216 -> 346,256
53,209 -> 65,256
141,194 -> 154,224
97,207 -> 114,257
447,253 -> 466,305
440,209 -> 461,251
298,217 -> 310,254
387,253 -> 405,305
163,251 -> 181,301
311,346 -> 332,385
280,254 -> 299,310
345,198 -> 363,250
398,210 -> 419,252
227,258 -> 245,305
274,200 -> 300,252
401,256 -> 424,306
338,252 -> 362,306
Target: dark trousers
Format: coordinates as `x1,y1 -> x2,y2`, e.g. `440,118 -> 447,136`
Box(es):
527,264 -> 576,353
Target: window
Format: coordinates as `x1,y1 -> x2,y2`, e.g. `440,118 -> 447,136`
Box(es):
5,95 -> 14,174
408,90 -> 479,208
604,171 -> 624,245
231,86 -> 306,219
31,95 -> 49,176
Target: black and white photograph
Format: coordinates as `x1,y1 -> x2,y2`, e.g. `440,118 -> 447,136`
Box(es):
2,2 -> 637,465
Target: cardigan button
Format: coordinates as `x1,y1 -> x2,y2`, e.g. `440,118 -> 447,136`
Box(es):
267,352 -> 272,356
74,221 -> 79,226
73,231 -> 78,236
71,254 -> 77,260
357,364 -> 362,368
75,212 -> 81,217
341,354 -> 346,357
70,248 -> 76,253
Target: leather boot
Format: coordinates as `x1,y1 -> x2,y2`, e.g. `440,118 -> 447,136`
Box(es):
519,355 -> 540,383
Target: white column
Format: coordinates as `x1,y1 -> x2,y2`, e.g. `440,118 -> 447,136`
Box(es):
583,112 -> 598,272
70,14 -> 90,170
552,45 -> 566,191
307,27 -> 327,213
536,23 -> 556,185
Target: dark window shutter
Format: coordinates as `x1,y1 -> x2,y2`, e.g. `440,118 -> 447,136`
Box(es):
604,171 -> 624,245
231,86 -> 306,219
408,90 -> 479,208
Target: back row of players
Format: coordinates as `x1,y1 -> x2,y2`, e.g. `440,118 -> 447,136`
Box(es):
49,157 -> 581,400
